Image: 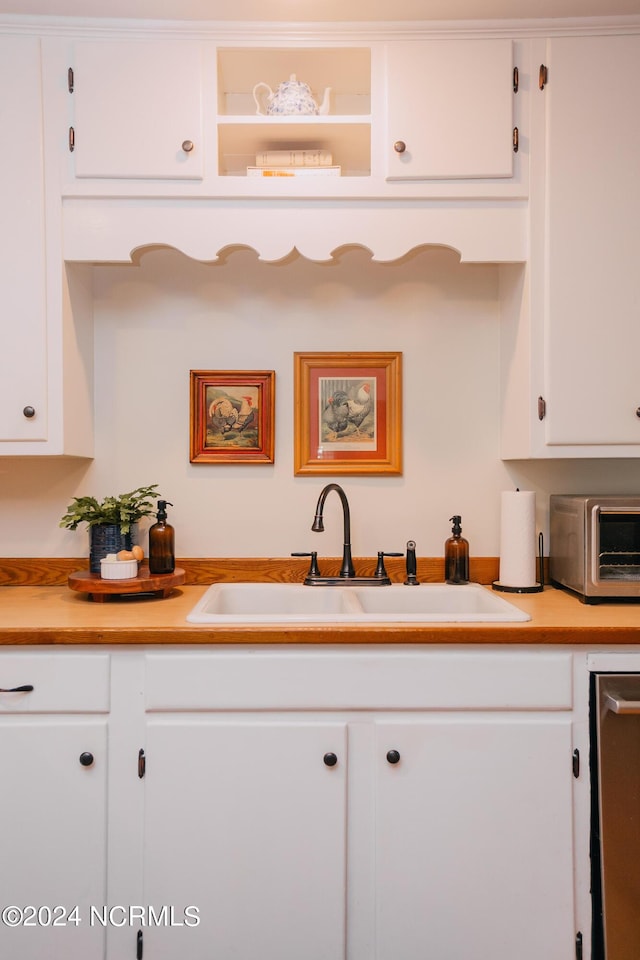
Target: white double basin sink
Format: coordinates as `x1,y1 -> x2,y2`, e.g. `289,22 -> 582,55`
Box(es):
187,582 -> 531,624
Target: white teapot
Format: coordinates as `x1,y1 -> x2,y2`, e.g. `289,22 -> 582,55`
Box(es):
252,74 -> 331,116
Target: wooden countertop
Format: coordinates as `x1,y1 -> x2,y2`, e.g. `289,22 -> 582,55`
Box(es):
2,582 -> 640,645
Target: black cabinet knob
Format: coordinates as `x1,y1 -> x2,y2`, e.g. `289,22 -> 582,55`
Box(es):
323,752 -> 338,767
22,406 -> 36,419
79,752 -> 94,767
386,749 -> 401,765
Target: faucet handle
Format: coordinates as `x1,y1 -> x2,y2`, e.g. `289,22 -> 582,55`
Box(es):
375,551 -> 403,581
292,551 -> 321,579
404,540 -> 419,585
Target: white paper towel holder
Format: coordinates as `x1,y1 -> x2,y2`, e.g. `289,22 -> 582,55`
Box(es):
492,533 -> 544,594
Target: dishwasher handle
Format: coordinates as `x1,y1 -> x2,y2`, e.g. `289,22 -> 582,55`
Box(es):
604,692 -> 640,715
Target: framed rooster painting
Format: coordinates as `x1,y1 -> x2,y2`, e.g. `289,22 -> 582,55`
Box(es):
189,370 -> 275,464
293,352 -> 402,476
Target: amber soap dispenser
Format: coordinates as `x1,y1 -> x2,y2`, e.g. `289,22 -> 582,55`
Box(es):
148,500 -> 175,575
444,515 -> 469,584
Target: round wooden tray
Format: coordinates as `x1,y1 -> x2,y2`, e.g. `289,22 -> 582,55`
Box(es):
68,566 -> 186,602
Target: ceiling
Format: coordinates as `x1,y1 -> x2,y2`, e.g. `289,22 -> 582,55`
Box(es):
2,0 -> 640,22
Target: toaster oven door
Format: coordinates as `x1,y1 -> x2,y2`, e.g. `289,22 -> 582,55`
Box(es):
591,506 -> 640,590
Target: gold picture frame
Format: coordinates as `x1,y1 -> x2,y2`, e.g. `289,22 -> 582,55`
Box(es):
190,370 -> 275,464
294,351 -> 402,476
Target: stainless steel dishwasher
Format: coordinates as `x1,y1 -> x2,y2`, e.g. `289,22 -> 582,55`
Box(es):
593,675 -> 640,959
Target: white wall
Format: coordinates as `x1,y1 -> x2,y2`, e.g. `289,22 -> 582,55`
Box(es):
1,244 -> 638,562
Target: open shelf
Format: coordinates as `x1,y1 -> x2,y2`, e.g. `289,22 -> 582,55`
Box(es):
216,46 -> 372,178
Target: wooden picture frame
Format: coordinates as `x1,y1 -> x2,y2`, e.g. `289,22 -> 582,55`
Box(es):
293,351 -> 402,476
189,370 -> 275,464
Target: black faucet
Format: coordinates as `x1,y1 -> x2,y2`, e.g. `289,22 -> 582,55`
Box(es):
311,482 -> 355,578
292,483 -> 402,586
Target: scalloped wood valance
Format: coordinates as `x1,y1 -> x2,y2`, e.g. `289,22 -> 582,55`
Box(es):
62,198 -> 528,264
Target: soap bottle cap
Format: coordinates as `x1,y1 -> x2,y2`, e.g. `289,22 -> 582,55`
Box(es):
156,500 -> 173,521
450,515 -> 462,536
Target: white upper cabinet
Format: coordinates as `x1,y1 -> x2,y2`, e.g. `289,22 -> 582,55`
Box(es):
71,40 -> 204,179
501,32 -> 640,458
60,35 -> 527,201
0,37 -> 91,457
55,33 -> 529,265
385,39 -> 515,180
543,34 -> 640,449
0,36 -> 48,443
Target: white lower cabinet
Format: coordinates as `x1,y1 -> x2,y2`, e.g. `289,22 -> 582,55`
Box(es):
0,646 -> 584,959
139,647 -> 580,960
374,716 -> 575,959
141,717 -> 348,959
0,653 -> 110,960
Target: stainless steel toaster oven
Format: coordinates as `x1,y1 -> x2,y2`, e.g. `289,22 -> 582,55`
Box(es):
549,495 -> 640,602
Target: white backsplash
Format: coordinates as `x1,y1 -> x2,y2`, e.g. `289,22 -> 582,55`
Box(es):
0,245 -> 638,559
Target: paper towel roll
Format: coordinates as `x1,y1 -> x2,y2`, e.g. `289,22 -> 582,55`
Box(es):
499,490 -> 537,587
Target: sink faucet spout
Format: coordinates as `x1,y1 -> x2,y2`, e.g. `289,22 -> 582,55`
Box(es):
312,483 -> 355,578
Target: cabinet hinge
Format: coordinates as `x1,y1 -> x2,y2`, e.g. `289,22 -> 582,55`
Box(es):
512,126 -> 519,153
575,930 -> 583,960
539,64 -> 548,90
68,126 -> 75,153
513,66 -> 519,93
537,396 -> 546,421
67,67 -> 74,93
136,928 -> 143,959
572,748 -> 580,778
138,748 -> 146,779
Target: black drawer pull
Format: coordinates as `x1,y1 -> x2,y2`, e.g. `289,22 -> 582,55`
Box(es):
323,752 -> 338,767
79,752 -> 94,767
0,684 -> 34,693
386,749 -> 401,764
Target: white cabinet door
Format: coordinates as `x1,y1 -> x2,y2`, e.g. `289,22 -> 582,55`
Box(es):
543,35 -> 640,448
0,718 -> 108,959
374,715 -> 576,960
142,717 -> 348,960
72,41 -> 203,179
0,36 -> 47,442
385,39 -> 514,180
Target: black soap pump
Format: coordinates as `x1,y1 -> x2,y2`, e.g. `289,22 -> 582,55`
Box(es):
444,515 -> 469,585
149,500 -> 175,575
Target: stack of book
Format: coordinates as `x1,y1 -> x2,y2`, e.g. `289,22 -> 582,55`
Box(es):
247,149 -> 341,177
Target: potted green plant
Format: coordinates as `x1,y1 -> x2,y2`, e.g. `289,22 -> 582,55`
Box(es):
60,484 -> 162,573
